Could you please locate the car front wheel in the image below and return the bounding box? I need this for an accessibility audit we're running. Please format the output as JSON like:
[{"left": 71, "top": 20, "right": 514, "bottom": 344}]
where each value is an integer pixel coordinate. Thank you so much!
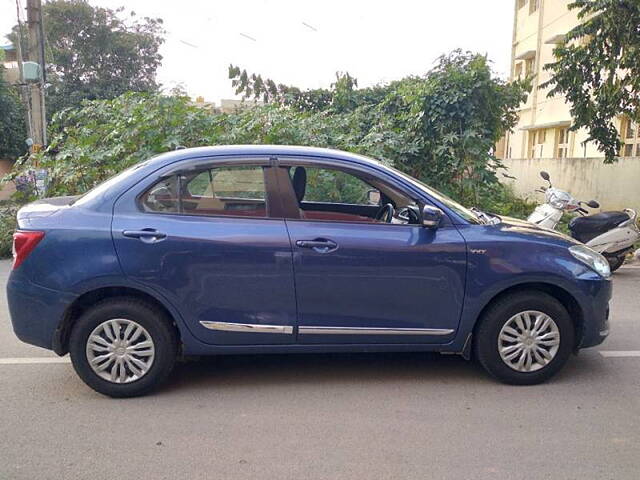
[
  {"left": 475, "top": 291, "right": 574, "bottom": 385},
  {"left": 69, "top": 297, "right": 178, "bottom": 398}
]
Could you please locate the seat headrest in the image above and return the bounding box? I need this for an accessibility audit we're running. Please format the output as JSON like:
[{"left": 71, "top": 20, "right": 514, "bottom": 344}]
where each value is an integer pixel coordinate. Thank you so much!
[{"left": 292, "top": 167, "right": 307, "bottom": 203}]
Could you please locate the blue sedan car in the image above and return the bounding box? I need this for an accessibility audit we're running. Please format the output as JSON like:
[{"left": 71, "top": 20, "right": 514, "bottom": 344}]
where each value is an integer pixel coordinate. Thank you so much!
[{"left": 7, "top": 146, "right": 611, "bottom": 397}]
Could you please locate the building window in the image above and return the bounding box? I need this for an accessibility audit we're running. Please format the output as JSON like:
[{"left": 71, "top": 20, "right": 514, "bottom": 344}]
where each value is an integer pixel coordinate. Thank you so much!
[
  {"left": 621, "top": 119, "right": 639, "bottom": 157},
  {"left": 529, "top": 0, "right": 539, "bottom": 14},
  {"left": 514, "top": 62, "right": 523, "bottom": 80},
  {"left": 529, "top": 129, "right": 546, "bottom": 158},
  {"left": 556, "top": 128, "right": 569, "bottom": 158},
  {"left": 524, "top": 57, "right": 536, "bottom": 76}
]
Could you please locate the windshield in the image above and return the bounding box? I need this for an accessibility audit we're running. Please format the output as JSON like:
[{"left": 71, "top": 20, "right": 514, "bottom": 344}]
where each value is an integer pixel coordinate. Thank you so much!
[{"left": 386, "top": 166, "right": 482, "bottom": 224}]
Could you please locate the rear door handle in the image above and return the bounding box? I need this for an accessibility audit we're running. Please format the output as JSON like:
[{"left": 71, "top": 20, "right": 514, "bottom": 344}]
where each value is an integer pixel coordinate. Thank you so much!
[
  {"left": 122, "top": 229, "right": 167, "bottom": 244},
  {"left": 295, "top": 238, "right": 338, "bottom": 253}
]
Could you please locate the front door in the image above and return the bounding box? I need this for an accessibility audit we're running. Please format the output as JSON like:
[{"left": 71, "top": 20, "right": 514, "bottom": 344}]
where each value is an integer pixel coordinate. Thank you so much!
[
  {"left": 279, "top": 162, "right": 467, "bottom": 344},
  {"left": 112, "top": 161, "right": 297, "bottom": 345}
]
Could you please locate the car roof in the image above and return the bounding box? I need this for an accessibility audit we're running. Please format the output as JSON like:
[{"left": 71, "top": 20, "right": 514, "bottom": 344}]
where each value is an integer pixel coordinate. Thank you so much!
[
  {"left": 75, "top": 145, "right": 390, "bottom": 212},
  {"left": 144, "top": 145, "right": 385, "bottom": 169}
]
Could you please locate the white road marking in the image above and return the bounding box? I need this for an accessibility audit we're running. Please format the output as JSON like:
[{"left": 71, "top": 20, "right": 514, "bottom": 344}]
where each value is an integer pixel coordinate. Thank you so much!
[
  {"left": 0, "top": 357, "right": 71, "bottom": 365},
  {"left": 599, "top": 351, "right": 640, "bottom": 358}
]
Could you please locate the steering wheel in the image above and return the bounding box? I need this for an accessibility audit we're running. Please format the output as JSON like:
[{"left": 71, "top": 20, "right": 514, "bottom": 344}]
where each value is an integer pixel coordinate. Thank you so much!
[
  {"left": 375, "top": 203, "right": 395, "bottom": 223},
  {"left": 397, "top": 206, "right": 420, "bottom": 224}
]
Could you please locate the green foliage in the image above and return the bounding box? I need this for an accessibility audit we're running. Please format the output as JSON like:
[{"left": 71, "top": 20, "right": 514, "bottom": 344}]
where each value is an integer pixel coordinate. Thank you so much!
[
  {"left": 0, "top": 62, "right": 27, "bottom": 159},
  {"left": 0, "top": 202, "right": 18, "bottom": 258},
  {"left": 542, "top": 0, "right": 640, "bottom": 162},
  {"left": 9, "top": 0, "right": 164, "bottom": 116},
  {"left": 476, "top": 183, "right": 537, "bottom": 219}
]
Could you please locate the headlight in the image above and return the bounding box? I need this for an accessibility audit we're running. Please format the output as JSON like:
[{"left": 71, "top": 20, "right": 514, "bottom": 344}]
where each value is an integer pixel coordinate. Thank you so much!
[
  {"left": 569, "top": 245, "right": 611, "bottom": 278},
  {"left": 549, "top": 197, "right": 568, "bottom": 209}
]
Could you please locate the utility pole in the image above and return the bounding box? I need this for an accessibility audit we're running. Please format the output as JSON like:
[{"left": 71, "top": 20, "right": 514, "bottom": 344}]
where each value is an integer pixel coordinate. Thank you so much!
[
  {"left": 14, "top": 0, "right": 32, "bottom": 142},
  {"left": 26, "top": 0, "right": 46, "bottom": 150}
]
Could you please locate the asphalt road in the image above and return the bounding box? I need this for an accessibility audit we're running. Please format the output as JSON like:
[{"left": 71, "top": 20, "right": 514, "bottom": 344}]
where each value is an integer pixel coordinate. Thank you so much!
[{"left": 1, "top": 259, "right": 639, "bottom": 480}]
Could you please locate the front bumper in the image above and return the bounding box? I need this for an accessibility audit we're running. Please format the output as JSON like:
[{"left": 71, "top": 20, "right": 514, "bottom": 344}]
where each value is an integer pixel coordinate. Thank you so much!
[
  {"left": 577, "top": 277, "right": 612, "bottom": 349},
  {"left": 6, "top": 272, "right": 76, "bottom": 352}
]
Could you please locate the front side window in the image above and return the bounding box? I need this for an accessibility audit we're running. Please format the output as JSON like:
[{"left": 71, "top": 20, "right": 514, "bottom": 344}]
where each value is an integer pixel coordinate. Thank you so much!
[
  {"left": 301, "top": 167, "right": 371, "bottom": 204},
  {"left": 141, "top": 165, "right": 267, "bottom": 217},
  {"left": 287, "top": 165, "right": 420, "bottom": 225}
]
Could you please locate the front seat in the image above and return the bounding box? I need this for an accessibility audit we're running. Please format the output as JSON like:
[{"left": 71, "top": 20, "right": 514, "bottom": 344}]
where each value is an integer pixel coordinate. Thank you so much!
[{"left": 569, "top": 211, "right": 630, "bottom": 243}]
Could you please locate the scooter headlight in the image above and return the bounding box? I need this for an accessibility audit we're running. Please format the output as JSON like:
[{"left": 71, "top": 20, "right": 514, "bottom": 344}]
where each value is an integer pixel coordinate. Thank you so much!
[
  {"left": 547, "top": 191, "right": 570, "bottom": 209},
  {"left": 569, "top": 244, "right": 611, "bottom": 278}
]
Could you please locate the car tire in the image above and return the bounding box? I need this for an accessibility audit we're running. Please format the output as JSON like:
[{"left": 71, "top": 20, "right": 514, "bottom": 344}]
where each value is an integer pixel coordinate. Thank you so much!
[
  {"left": 69, "top": 297, "right": 178, "bottom": 398},
  {"left": 475, "top": 291, "right": 574, "bottom": 385}
]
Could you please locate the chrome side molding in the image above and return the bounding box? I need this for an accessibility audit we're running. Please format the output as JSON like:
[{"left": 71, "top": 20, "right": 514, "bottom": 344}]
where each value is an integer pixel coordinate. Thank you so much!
[
  {"left": 298, "top": 326, "right": 454, "bottom": 336},
  {"left": 200, "top": 321, "right": 293, "bottom": 334}
]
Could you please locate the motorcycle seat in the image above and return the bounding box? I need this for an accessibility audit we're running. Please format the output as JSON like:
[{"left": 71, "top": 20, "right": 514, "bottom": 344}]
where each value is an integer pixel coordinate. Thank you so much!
[{"left": 569, "top": 211, "right": 630, "bottom": 242}]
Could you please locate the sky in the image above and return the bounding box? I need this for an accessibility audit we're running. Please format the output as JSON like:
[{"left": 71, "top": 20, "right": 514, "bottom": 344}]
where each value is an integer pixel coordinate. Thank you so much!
[{"left": 1, "top": 0, "right": 514, "bottom": 104}]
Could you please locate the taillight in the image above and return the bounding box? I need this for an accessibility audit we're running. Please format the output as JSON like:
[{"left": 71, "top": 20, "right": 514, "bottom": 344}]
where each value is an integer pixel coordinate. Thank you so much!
[{"left": 12, "top": 231, "right": 45, "bottom": 270}]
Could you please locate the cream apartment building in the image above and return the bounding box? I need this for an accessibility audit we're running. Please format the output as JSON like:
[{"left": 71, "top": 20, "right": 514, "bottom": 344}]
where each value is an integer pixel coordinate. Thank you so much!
[{"left": 502, "top": 0, "right": 640, "bottom": 211}]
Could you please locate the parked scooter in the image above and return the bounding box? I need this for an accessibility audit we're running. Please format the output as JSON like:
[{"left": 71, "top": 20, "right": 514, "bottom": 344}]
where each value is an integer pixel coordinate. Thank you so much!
[{"left": 527, "top": 171, "right": 640, "bottom": 272}]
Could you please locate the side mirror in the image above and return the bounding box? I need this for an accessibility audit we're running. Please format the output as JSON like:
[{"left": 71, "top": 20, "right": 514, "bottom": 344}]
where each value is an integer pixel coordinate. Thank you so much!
[
  {"left": 421, "top": 205, "right": 443, "bottom": 228},
  {"left": 366, "top": 189, "right": 381, "bottom": 205},
  {"left": 587, "top": 200, "right": 600, "bottom": 209},
  {"left": 540, "top": 171, "right": 550, "bottom": 181}
]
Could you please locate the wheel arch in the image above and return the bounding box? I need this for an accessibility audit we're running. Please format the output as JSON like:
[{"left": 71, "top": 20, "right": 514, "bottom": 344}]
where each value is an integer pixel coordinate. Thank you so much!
[
  {"left": 472, "top": 282, "right": 585, "bottom": 350},
  {"left": 53, "top": 286, "right": 182, "bottom": 355}
]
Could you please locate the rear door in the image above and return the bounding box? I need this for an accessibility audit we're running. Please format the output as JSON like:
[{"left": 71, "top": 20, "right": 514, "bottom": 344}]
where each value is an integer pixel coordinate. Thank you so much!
[{"left": 112, "top": 159, "right": 297, "bottom": 345}]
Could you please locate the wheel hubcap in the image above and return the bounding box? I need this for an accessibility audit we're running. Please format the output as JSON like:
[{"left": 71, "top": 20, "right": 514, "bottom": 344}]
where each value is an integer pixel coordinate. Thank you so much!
[
  {"left": 498, "top": 310, "right": 560, "bottom": 372},
  {"left": 86, "top": 319, "right": 155, "bottom": 384}
]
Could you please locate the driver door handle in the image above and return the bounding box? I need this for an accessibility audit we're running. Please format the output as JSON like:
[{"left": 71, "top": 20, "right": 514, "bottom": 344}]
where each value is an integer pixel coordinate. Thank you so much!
[{"left": 295, "top": 239, "right": 338, "bottom": 253}]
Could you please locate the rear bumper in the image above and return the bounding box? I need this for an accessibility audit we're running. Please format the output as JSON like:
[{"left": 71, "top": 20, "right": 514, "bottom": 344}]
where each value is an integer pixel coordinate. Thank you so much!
[{"left": 6, "top": 272, "right": 75, "bottom": 352}]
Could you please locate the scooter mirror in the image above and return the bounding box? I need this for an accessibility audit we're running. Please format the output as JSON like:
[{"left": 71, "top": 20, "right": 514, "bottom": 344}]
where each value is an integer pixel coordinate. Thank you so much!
[
  {"left": 540, "top": 171, "right": 550, "bottom": 181},
  {"left": 587, "top": 200, "right": 600, "bottom": 208}
]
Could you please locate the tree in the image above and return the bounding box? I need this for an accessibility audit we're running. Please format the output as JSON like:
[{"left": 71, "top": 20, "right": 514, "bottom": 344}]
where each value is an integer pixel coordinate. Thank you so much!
[
  {"left": 0, "top": 61, "right": 27, "bottom": 160},
  {"left": 542, "top": 0, "right": 640, "bottom": 162},
  {"left": 9, "top": 0, "right": 164, "bottom": 116},
  {"left": 11, "top": 51, "right": 527, "bottom": 205}
]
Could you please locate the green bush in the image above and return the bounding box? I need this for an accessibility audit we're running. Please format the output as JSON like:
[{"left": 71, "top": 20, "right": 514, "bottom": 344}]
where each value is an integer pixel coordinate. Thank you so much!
[
  {"left": 0, "top": 202, "right": 18, "bottom": 259},
  {"left": 478, "top": 184, "right": 537, "bottom": 219}
]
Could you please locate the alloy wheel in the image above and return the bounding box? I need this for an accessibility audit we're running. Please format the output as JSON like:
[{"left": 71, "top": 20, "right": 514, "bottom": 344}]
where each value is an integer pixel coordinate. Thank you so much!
[
  {"left": 85, "top": 318, "right": 156, "bottom": 383},
  {"left": 498, "top": 310, "right": 560, "bottom": 372}
]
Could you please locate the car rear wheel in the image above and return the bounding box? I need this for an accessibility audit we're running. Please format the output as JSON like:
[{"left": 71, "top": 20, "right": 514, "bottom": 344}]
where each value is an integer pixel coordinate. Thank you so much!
[
  {"left": 475, "top": 291, "right": 574, "bottom": 385},
  {"left": 69, "top": 297, "right": 178, "bottom": 398}
]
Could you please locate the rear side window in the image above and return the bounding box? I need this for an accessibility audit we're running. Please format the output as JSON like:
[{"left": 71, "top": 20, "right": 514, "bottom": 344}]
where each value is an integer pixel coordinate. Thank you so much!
[
  {"left": 141, "top": 165, "right": 267, "bottom": 218},
  {"left": 140, "top": 176, "right": 179, "bottom": 213}
]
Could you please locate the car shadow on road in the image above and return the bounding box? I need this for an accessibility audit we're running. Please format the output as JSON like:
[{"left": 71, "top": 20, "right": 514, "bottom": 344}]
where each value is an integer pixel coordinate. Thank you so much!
[
  {"left": 163, "top": 352, "right": 477, "bottom": 392},
  {"left": 158, "top": 350, "right": 611, "bottom": 394}
]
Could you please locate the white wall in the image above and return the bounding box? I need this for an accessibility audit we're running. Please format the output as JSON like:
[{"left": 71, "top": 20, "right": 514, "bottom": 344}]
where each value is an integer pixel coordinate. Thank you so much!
[{"left": 502, "top": 157, "right": 640, "bottom": 212}]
